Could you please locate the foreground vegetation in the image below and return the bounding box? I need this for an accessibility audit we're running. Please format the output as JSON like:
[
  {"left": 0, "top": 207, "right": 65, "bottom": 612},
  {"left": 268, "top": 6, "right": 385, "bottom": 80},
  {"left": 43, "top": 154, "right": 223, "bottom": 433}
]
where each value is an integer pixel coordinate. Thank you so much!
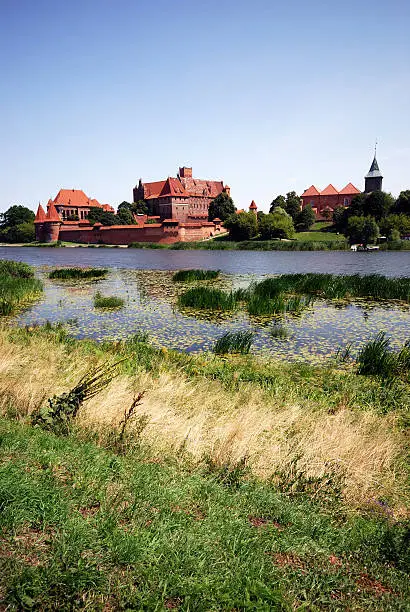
[
  {"left": 49, "top": 268, "right": 108, "bottom": 280},
  {"left": 172, "top": 269, "right": 220, "bottom": 282},
  {"left": 0, "top": 260, "right": 42, "bottom": 316},
  {"left": 0, "top": 324, "right": 409, "bottom": 609}
]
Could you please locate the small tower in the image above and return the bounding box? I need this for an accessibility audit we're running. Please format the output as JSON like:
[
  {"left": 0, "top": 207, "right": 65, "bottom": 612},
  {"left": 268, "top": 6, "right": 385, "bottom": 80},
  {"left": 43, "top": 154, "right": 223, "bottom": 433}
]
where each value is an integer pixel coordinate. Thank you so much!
[
  {"left": 365, "top": 145, "right": 383, "bottom": 193},
  {"left": 249, "top": 200, "right": 258, "bottom": 215},
  {"left": 34, "top": 203, "right": 47, "bottom": 242},
  {"left": 44, "top": 201, "right": 62, "bottom": 242}
]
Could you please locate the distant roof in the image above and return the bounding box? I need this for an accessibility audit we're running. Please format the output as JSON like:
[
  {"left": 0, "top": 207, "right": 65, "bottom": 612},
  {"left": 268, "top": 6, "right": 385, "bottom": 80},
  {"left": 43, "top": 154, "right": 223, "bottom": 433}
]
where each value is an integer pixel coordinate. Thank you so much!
[
  {"left": 46, "top": 201, "right": 61, "bottom": 222},
  {"left": 159, "top": 177, "right": 188, "bottom": 198},
  {"left": 53, "top": 189, "right": 112, "bottom": 210},
  {"left": 249, "top": 200, "right": 257, "bottom": 209},
  {"left": 301, "top": 185, "right": 320, "bottom": 197},
  {"left": 140, "top": 168, "right": 225, "bottom": 200},
  {"left": 34, "top": 203, "right": 46, "bottom": 223},
  {"left": 339, "top": 183, "right": 361, "bottom": 195},
  {"left": 365, "top": 156, "right": 383, "bottom": 179},
  {"left": 320, "top": 184, "right": 339, "bottom": 196}
]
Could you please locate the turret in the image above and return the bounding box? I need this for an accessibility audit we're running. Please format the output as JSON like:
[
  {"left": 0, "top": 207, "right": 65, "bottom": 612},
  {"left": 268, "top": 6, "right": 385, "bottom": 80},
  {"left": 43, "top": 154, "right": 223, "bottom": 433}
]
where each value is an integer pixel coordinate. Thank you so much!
[
  {"left": 249, "top": 200, "right": 258, "bottom": 215},
  {"left": 34, "top": 203, "right": 47, "bottom": 242},
  {"left": 43, "top": 201, "right": 62, "bottom": 242},
  {"left": 365, "top": 147, "right": 383, "bottom": 193}
]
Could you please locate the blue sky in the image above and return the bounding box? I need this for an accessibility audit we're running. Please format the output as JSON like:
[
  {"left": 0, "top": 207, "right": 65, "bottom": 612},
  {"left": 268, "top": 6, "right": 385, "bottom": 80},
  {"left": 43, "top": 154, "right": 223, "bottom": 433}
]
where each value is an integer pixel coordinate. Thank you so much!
[{"left": 1, "top": 0, "right": 409, "bottom": 213}]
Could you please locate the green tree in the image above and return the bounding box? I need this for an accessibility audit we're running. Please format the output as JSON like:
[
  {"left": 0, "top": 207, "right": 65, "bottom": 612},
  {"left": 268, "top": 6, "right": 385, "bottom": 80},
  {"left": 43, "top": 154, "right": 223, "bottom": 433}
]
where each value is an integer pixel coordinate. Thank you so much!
[
  {"left": 269, "top": 195, "right": 286, "bottom": 213},
  {"left": 224, "top": 212, "right": 258, "bottom": 241},
  {"left": 0, "top": 205, "right": 35, "bottom": 229},
  {"left": 118, "top": 200, "right": 148, "bottom": 216},
  {"left": 87, "top": 207, "right": 117, "bottom": 226},
  {"left": 259, "top": 212, "right": 295, "bottom": 240},
  {"left": 0, "top": 205, "right": 35, "bottom": 243},
  {"left": 117, "top": 208, "right": 136, "bottom": 225},
  {"left": 332, "top": 206, "right": 345, "bottom": 232},
  {"left": 346, "top": 216, "right": 379, "bottom": 245},
  {"left": 379, "top": 214, "right": 410, "bottom": 237},
  {"left": 285, "top": 191, "right": 301, "bottom": 221},
  {"left": 208, "top": 192, "right": 235, "bottom": 221},
  {"left": 394, "top": 190, "right": 410, "bottom": 215},
  {"left": 363, "top": 191, "right": 394, "bottom": 221},
  {"left": 296, "top": 205, "right": 316, "bottom": 231}
]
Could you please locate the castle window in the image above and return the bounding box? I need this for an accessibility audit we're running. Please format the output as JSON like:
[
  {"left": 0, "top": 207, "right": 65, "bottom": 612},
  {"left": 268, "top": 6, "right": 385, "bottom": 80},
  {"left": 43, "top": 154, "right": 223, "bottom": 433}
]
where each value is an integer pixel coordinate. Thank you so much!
[{"left": 344, "top": 198, "right": 349, "bottom": 206}]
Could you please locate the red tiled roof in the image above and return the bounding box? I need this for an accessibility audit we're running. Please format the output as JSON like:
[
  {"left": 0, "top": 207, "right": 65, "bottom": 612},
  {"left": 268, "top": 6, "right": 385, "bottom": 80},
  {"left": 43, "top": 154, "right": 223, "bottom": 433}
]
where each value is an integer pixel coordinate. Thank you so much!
[
  {"left": 320, "top": 184, "right": 338, "bottom": 196},
  {"left": 54, "top": 189, "right": 90, "bottom": 207},
  {"left": 159, "top": 177, "right": 188, "bottom": 198},
  {"left": 339, "top": 182, "right": 361, "bottom": 195},
  {"left": 143, "top": 180, "right": 167, "bottom": 200},
  {"left": 34, "top": 204, "right": 46, "bottom": 223},
  {"left": 301, "top": 185, "right": 320, "bottom": 197},
  {"left": 46, "top": 201, "right": 61, "bottom": 222},
  {"left": 249, "top": 200, "right": 257, "bottom": 209},
  {"left": 179, "top": 176, "right": 224, "bottom": 198}
]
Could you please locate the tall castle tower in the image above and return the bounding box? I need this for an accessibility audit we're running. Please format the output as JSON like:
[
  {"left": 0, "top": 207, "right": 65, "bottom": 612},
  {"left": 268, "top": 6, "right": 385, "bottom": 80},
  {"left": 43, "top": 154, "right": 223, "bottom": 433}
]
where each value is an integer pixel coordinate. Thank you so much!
[{"left": 365, "top": 146, "right": 383, "bottom": 193}]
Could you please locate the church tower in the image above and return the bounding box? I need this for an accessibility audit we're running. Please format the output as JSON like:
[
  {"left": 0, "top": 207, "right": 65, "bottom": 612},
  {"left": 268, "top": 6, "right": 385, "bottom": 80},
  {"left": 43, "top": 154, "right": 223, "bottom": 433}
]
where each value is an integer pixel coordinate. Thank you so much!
[{"left": 365, "top": 146, "right": 383, "bottom": 193}]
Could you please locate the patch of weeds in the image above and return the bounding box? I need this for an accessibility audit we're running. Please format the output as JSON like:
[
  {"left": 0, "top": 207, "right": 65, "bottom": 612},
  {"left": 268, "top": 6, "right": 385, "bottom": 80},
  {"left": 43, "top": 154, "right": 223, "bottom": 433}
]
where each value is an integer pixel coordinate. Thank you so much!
[
  {"left": 270, "top": 323, "right": 290, "bottom": 340},
  {"left": 172, "top": 269, "right": 220, "bottom": 282},
  {"left": 106, "top": 392, "right": 149, "bottom": 455},
  {"left": 203, "top": 454, "right": 249, "bottom": 488},
  {"left": 178, "top": 287, "right": 237, "bottom": 311},
  {"left": 49, "top": 267, "right": 107, "bottom": 280},
  {"left": 214, "top": 331, "right": 254, "bottom": 354},
  {"left": 94, "top": 292, "right": 125, "bottom": 309},
  {"left": 357, "top": 332, "right": 410, "bottom": 380}
]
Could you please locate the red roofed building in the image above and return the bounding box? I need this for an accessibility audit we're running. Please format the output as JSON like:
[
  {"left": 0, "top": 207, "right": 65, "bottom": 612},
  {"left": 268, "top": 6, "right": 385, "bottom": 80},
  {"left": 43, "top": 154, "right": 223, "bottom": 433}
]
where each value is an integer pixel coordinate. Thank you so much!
[
  {"left": 133, "top": 166, "right": 230, "bottom": 223},
  {"left": 51, "top": 189, "right": 114, "bottom": 221},
  {"left": 301, "top": 182, "right": 360, "bottom": 220}
]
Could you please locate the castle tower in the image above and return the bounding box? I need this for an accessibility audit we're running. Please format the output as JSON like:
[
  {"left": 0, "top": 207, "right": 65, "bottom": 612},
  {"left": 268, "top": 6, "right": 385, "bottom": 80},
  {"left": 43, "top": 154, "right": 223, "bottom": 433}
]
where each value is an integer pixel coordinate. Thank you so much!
[
  {"left": 365, "top": 146, "right": 383, "bottom": 193},
  {"left": 249, "top": 200, "right": 258, "bottom": 215},
  {"left": 44, "top": 200, "right": 62, "bottom": 242},
  {"left": 34, "top": 203, "right": 47, "bottom": 242}
]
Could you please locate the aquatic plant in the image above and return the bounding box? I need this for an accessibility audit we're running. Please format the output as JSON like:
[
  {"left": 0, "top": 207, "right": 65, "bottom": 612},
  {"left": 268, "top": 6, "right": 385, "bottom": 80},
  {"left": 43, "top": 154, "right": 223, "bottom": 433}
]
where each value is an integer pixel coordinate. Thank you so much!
[
  {"left": 0, "top": 259, "right": 42, "bottom": 315},
  {"left": 172, "top": 269, "right": 220, "bottom": 282},
  {"left": 94, "top": 292, "right": 125, "bottom": 309},
  {"left": 270, "top": 323, "right": 290, "bottom": 340},
  {"left": 178, "top": 287, "right": 237, "bottom": 311},
  {"left": 49, "top": 267, "right": 108, "bottom": 279},
  {"left": 213, "top": 331, "right": 254, "bottom": 354},
  {"left": 357, "top": 332, "right": 410, "bottom": 379},
  {"left": 247, "top": 293, "right": 312, "bottom": 316}
]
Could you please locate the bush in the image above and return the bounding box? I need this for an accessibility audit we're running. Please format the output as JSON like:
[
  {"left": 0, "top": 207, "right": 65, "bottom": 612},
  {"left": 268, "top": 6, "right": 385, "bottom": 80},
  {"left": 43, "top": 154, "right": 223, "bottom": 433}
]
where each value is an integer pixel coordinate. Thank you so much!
[
  {"left": 259, "top": 212, "right": 295, "bottom": 240},
  {"left": 224, "top": 212, "right": 258, "bottom": 241}
]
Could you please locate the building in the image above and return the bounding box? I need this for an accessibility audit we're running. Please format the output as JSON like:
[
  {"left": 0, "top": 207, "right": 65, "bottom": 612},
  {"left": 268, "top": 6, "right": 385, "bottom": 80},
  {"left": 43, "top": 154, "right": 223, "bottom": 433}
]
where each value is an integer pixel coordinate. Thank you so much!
[
  {"left": 301, "top": 151, "right": 383, "bottom": 219},
  {"left": 50, "top": 189, "right": 114, "bottom": 221},
  {"left": 133, "top": 166, "right": 230, "bottom": 223}
]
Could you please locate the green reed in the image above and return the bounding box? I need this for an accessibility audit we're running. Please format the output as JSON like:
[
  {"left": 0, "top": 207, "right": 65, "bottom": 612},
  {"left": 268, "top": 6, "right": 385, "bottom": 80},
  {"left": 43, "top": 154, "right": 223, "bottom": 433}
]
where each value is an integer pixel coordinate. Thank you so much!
[
  {"left": 178, "top": 287, "right": 237, "bottom": 311},
  {"left": 49, "top": 268, "right": 108, "bottom": 280},
  {"left": 357, "top": 332, "right": 410, "bottom": 379},
  {"left": 0, "top": 260, "right": 43, "bottom": 315},
  {"left": 247, "top": 293, "right": 312, "bottom": 316},
  {"left": 214, "top": 331, "right": 254, "bottom": 354},
  {"left": 172, "top": 269, "right": 220, "bottom": 282},
  {"left": 94, "top": 292, "right": 125, "bottom": 309}
]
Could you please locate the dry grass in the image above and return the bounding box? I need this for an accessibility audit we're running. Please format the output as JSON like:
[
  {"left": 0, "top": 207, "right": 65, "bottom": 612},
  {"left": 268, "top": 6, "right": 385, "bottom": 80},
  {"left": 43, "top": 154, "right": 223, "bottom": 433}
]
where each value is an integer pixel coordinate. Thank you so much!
[{"left": 0, "top": 327, "right": 407, "bottom": 513}]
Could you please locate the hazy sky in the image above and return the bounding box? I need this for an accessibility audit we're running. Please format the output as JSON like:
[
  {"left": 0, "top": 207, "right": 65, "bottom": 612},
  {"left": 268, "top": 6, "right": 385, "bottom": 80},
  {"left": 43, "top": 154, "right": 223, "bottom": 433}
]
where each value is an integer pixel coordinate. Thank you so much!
[{"left": 1, "top": 0, "right": 409, "bottom": 213}]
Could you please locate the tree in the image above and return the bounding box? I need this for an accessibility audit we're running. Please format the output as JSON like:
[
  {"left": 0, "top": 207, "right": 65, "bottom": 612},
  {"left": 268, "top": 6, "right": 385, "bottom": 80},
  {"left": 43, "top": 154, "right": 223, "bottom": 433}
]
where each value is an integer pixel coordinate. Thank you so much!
[
  {"left": 285, "top": 191, "right": 301, "bottom": 221},
  {"left": 0, "top": 205, "right": 35, "bottom": 229},
  {"left": 259, "top": 212, "right": 295, "bottom": 240},
  {"left": 296, "top": 205, "right": 315, "bottom": 231},
  {"left": 332, "top": 206, "right": 345, "bottom": 232},
  {"left": 118, "top": 200, "right": 148, "bottom": 216},
  {"left": 363, "top": 191, "right": 394, "bottom": 221},
  {"left": 269, "top": 195, "right": 286, "bottom": 213},
  {"left": 87, "top": 207, "right": 117, "bottom": 226},
  {"left": 224, "top": 212, "right": 258, "bottom": 241},
  {"left": 379, "top": 214, "right": 410, "bottom": 237},
  {"left": 395, "top": 190, "right": 410, "bottom": 215},
  {"left": 117, "top": 208, "right": 136, "bottom": 225},
  {"left": 208, "top": 192, "right": 235, "bottom": 221},
  {"left": 346, "top": 216, "right": 379, "bottom": 245}
]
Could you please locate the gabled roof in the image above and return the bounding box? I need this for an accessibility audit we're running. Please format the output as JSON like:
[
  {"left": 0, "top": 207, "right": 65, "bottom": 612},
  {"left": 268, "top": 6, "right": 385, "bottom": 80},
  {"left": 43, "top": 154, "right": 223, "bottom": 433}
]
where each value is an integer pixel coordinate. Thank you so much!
[
  {"left": 339, "top": 182, "right": 361, "bottom": 195},
  {"left": 159, "top": 177, "right": 188, "bottom": 198},
  {"left": 46, "top": 201, "right": 61, "bottom": 222},
  {"left": 34, "top": 203, "right": 46, "bottom": 223},
  {"left": 365, "top": 156, "right": 383, "bottom": 178},
  {"left": 320, "top": 184, "right": 339, "bottom": 196},
  {"left": 54, "top": 189, "right": 90, "bottom": 207},
  {"left": 301, "top": 185, "right": 320, "bottom": 197},
  {"left": 179, "top": 176, "right": 224, "bottom": 198},
  {"left": 143, "top": 180, "right": 167, "bottom": 200}
]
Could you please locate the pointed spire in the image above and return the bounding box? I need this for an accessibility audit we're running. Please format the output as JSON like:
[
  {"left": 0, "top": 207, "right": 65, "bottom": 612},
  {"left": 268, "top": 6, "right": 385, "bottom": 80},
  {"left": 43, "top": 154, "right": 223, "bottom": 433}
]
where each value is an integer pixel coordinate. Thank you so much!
[
  {"left": 249, "top": 200, "right": 257, "bottom": 209},
  {"left": 365, "top": 149, "right": 382, "bottom": 178},
  {"left": 34, "top": 203, "right": 46, "bottom": 223},
  {"left": 46, "top": 201, "right": 62, "bottom": 222}
]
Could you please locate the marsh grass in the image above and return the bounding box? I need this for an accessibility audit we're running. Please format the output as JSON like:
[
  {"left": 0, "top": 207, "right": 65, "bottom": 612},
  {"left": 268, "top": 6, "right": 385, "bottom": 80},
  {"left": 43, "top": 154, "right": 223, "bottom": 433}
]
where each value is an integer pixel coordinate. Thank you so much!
[
  {"left": 0, "top": 260, "right": 42, "bottom": 315},
  {"left": 270, "top": 323, "right": 290, "bottom": 340},
  {"left": 213, "top": 331, "right": 254, "bottom": 354},
  {"left": 49, "top": 267, "right": 107, "bottom": 280},
  {"left": 247, "top": 294, "right": 312, "bottom": 316},
  {"left": 254, "top": 273, "right": 410, "bottom": 302},
  {"left": 94, "top": 292, "right": 125, "bottom": 309},
  {"left": 357, "top": 332, "right": 410, "bottom": 380},
  {"left": 172, "top": 269, "right": 220, "bottom": 282},
  {"left": 178, "top": 287, "right": 237, "bottom": 311}
]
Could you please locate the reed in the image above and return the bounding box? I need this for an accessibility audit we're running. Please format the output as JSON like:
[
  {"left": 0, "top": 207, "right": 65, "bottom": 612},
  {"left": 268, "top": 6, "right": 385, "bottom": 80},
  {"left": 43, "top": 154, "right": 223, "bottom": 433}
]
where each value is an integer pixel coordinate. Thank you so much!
[
  {"left": 270, "top": 323, "right": 290, "bottom": 339},
  {"left": 178, "top": 287, "right": 237, "bottom": 311},
  {"left": 94, "top": 292, "right": 124, "bottom": 309},
  {"left": 357, "top": 332, "right": 410, "bottom": 379},
  {"left": 0, "top": 260, "right": 42, "bottom": 315},
  {"left": 247, "top": 293, "right": 312, "bottom": 316},
  {"left": 172, "top": 269, "right": 220, "bottom": 282},
  {"left": 49, "top": 267, "right": 107, "bottom": 280},
  {"left": 213, "top": 331, "right": 254, "bottom": 354}
]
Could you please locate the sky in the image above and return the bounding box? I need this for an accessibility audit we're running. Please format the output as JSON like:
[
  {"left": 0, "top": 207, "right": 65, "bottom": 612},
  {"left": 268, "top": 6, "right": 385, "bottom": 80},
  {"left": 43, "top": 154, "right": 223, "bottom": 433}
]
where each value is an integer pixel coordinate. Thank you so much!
[{"left": 1, "top": 0, "right": 409, "bottom": 214}]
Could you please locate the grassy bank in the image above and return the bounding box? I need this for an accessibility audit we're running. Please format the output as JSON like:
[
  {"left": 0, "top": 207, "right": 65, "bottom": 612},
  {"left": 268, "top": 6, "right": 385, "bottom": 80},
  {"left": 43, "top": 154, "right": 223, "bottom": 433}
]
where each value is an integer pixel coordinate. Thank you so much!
[{"left": 0, "top": 260, "right": 42, "bottom": 316}]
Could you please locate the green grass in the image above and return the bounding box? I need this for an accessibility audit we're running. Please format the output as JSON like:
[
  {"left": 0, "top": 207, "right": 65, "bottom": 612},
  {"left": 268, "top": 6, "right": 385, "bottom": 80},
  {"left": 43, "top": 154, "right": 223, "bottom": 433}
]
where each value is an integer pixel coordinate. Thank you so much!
[
  {"left": 93, "top": 292, "right": 124, "bottom": 309},
  {"left": 49, "top": 268, "right": 108, "bottom": 280},
  {"left": 0, "top": 260, "right": 43, "bottom": 316},
  {"left": 178, "top": 287, "right": 237, "bottom": 311},
  {"left": 172, "top": 269, "right": 220, "bottom": 282},
  {"left": 357, "top": 332, "right": 410, "bottom": 380},
  {"left": 0, "top": 417, "right": 408, "bottom": 610},
  {"left": 213, "top": 331, "right": 254, "bottom": 354},
  {"left": 294, "top": 231, "right": 344, "bottom": 242},
  {"left": 253, "top": 273, "right": 410, "bottom": 302},
  {"left": 247, "top": 294, "right": 313, "bottom": 316}
]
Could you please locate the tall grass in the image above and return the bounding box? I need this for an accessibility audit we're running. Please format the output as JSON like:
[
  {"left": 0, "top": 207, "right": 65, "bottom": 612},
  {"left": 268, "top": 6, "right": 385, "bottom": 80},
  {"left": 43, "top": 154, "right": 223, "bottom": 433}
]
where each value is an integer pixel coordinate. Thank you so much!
[
  {"left": 49, "top": 267, "right": 107, "bottom": 280},
  {"left": 178, "top": 287, "right": 237, "bottom": 311},
  {"left": 247, "top": 294, "right": 312, "bottom": 316},
  {"left": 0, "top": 260, "right": 42, "bottom": 315},
  {"left": 172, "top": 269, "right": 220, "bottom": 282},
  {"left": 94, "top": 292, "right": 124, "bottom": 309},
  {"left": 357, "top": 332, "right": 410, "bottom": 379},
  {"left": 214, "top": 331, "right": 254, "bottom": 354},
  {"left": 253, "top": 273, "right": 410, "bottom": 302}
]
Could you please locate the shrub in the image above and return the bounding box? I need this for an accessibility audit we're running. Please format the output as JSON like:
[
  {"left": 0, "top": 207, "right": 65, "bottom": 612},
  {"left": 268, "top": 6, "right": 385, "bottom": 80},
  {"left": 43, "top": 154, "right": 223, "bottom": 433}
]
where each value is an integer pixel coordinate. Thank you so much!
[
  {"left": 178, "top": 287, "right": 237, "bottom": 311},
  {"left": 172, "top": 269, "right": 220, "bottom": 282},
  {"left": 49, "top": 268, "right": 107, "bottom": 279},
  {"left": 214, "top": 331, "right": 254, "bottom": 354},
  {"left": 94, "top": 292, "right": 125, "bottom": 309}
]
